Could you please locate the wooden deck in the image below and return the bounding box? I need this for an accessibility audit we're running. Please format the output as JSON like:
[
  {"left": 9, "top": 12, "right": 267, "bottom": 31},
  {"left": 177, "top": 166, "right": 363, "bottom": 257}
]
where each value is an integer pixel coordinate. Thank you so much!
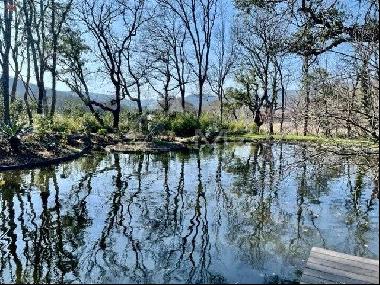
[{"left": 301, "top": 247, "right": 379, "bottom": 284}]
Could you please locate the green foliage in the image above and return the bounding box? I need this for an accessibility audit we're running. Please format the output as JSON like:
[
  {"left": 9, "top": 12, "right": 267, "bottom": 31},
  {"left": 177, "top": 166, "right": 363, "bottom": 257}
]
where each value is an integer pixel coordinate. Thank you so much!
[
  {"left": 0, "top": 121, "right": 26, "bottom": 139},
  {"left": 0, "top": 98, "right": 30, "bottom": 140},
  {"left": 97, "top": 128, "right": 108, "bottom": 135},
  {"left": 52, "top": 115, "right": 83, "bottom": 134},
  {"left": 199, "top": 113, "right": 221, "bottom": 138},
  {"left": 170, "top": 112, "right": 200, "bottom": 137},
  {"left": 33, "top": 112, "right": 110, "bottom": 136},
  {"left": 61, "top": 101, "right": 87, "bottom": 117},
  {"left": 224, "top": 120, "right": 246, "bottom": 135},
  {"left": 199, "top": 113, "right": 219, "bottom": 131},
  {"left": 147, "top": 112, "right": 204, "bottom": 137},
  {"left": 225, "top": 70, "right": 259, "bottom": 112},
  {"left": 34, "top": 114, "right": 88, "bottom": 136},
  {"left": 118, "top": 110, "right": 140, "bottom": 133},
  {"left": 148, "top": 113, "right": 172, "bottom": 135},
  {"left": 223, "top": 120, "right": 259, "bottom": 135},
  {"left": 0, "top": 118, "right": 29, "bottom": 152},
  {"left": 82, "top": 113, "right": 103, "bottom": 133},
  {"left": 34, "top": 115, "right": 53, "bottom": 137},
  {"left": 10, "top": 99, "right": 27, "bottom": 123}
]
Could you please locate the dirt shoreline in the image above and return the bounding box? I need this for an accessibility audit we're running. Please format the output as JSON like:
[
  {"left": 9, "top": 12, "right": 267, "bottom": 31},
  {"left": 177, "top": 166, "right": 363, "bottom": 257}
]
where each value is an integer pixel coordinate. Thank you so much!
[
  {"left": 0, "top": 147, "right": 90, "bottom": 171},
  {"left": 0, "top": 133, "right": 192, "bottom": 171},
  {"left": 0, "top": 133, "right": 378, "bottom": 171}
]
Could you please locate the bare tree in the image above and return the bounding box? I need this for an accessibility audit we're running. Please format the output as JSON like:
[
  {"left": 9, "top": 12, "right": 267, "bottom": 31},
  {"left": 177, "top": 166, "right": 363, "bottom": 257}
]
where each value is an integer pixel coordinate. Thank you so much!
[
  {"left": 209, "top": 0, "right": 236, "bottom": 124},
  {"left": 49, "top": 0, "right": 73, "bottom": 118},
  {"left": 171, "top": 24, "right": 189, "bottom": 111},
  {"left": 80, "top": 0, "right": 146, "bottom": 128},
  {"left": 236, "top": 8, "right": 288, "bottom": 133},
  {"left": 23, "top": 30, "right": 34, "bottom": 125},
  {"left": 145, "top": 6, "right": 190, "bottom": 113},
  {"left": 1, "top": 0, "right": 15, "bottom": 125},
  {"left": 146, "top": 47, "right": 175, "bottom": 114},
  {"left": 160, "top": 0, "right": 218, "bottom": 118},
  {"left": 10, "top": 0, "right": 23, "bottom": 103},
  {"left": 19, "top": 0, "right": 50, "bottom": 116},
  {"left": 58, "top": 28, "right": 105, "bottom": 126},
  {"left": 122, "top": 41, "right": 148, "bottom": 115}
]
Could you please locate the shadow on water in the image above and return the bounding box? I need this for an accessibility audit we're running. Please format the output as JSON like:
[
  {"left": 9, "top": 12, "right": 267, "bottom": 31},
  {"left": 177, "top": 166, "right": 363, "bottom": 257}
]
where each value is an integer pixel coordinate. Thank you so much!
[{"left": 0, "top": 143, "right": 378, "bottom": 284}]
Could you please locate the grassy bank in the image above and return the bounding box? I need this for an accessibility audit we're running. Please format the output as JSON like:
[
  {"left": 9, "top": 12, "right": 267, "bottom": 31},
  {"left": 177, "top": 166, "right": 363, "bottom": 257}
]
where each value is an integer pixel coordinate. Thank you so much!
[
  {"left": 1, "top": 110, "right": 378, "bottom": 169},
  {"left": 234, "top": 133, "right": 379, "bottom": 148}
]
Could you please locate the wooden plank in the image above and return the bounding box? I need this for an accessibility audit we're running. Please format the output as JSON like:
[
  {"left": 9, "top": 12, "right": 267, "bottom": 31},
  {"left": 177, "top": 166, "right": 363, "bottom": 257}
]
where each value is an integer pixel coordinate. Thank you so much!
[
  {"left": 309, "top": 251, "right": 379, "bottom": 274},
  {"left": 311, "top": 247, "right": 379, "bottom": 266},
  {"left": 305, "top": 260, "right": 379, "bottom": 284},
  {"left": 301, "top": 247, "right": 379, "bottom": 284},
  {"left": 302, "top": 268, "right": 369, "bottom": 284},
  {"left": 300, "top": 273, "right": 336, "bottom": 284}
]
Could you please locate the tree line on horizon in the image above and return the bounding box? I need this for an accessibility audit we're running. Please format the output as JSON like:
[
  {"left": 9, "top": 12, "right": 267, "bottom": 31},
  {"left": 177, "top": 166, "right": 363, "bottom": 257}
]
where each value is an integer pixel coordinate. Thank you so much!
[{"left": 0, "top": 0, "right": 378, "bottom": 140}]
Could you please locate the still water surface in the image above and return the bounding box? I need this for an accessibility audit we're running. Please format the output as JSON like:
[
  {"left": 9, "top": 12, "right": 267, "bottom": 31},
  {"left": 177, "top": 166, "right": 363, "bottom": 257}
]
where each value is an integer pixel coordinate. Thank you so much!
[{"left": 0, "top": 143, "right": 378, "bottom": 284}]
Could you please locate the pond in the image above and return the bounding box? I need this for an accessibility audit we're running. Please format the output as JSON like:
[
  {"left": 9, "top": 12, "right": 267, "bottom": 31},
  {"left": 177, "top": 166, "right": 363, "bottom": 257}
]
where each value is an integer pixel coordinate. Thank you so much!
[{"left": 0, "top": 143, "right": 378, "bottom": 284}]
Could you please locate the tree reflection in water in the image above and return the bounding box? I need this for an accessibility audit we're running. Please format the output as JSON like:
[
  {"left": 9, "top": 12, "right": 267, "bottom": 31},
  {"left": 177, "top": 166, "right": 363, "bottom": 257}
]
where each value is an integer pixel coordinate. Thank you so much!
[{"left": 0, "top": 143, "right": 378, "bottom": 283}]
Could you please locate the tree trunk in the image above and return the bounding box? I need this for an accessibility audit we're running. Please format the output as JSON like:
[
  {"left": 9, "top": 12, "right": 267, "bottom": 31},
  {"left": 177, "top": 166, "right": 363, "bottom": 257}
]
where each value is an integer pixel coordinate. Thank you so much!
[
  {"left": 88, "top": 104, "right": 104, "bottom": 126},
  {"left": 269, "top": 68, "right": 277, "bottom": 135},
  {"left": 198, "top": 77, "right": 204, "bottom": 118},
  {"left": 254, "top": 110, "right": 263, "bottom": 130},
  {"left": 164, "top": 91, "right": 169, "bottom": 114},
  {"left": 220, "top": 87, "right": 224, "bottom": 125},
  {"left": 113, "top": 110, "right": 120, "bottom": 129},
  {"left": 24, "top": 39, "right": 33, "bottom": 125},
  {"left": 137, "top": 99, "right": 142, "bottom": 115},
  {"left": 347, "top": 82, "right": 357, "bottom": 138},
  {"left": 37, "top": 83, "right": 45, "bottom": 115},
  {"left": 269, "top": 105, "right": 274, "bottom": 135},
  {"left": 24, "top": 0, "right": 43, "bottom": 116},
  {"left": 262, "top": 56, "right": 270, "bottom": 132},
  {"left": 50, "top": 0, "right": 57, "bottom": 118},
  {"left": 280, "top": 87, "right": 285, "bottom": 133},
  {"left": 1, "top": 0, "right": 13, "bottom": 125},
  {"left": 10, "top": 74, "right": 18, "bottom": 103},
  {"left": 113, "top": 88, "right": 121, "bottom": 129},
  {"left": 10, "top": 2, "right": 19, "bottom": 104},
  {"left": 37, "top": 0, "right": 47, "bottom": 115},
  {"left": 278, "top": 65, "right": 285, "bottom": 134},
  {"left": 303, "top": 56, "right": 311, "bottom": 136},
  {"left": 181, "top": 86, "right": 186, "bottom": 111},
  {"left": 50, "top": 66, "right": 57, "bottom": 118}
]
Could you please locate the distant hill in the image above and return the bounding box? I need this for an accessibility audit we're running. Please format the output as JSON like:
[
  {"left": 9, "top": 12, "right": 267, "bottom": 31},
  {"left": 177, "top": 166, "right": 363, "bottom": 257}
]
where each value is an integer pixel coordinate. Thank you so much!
[
  {"left": 10, "top": 78, "right": 149, "bottom": 110},
  {"left": 184, "top": 94, "right": 219, "bottom": 106},
  {"left": 9, "top": 78, "right": 219, "bottom": 111},
  {"left": 8, "top": 78, "right": 298, "bottom": 112}
]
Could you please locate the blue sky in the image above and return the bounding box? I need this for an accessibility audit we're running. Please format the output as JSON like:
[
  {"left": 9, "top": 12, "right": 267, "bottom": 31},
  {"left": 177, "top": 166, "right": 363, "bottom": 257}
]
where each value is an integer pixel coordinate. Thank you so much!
[{"left": 13, "top": 0, "right": 370, "bottom": 98}]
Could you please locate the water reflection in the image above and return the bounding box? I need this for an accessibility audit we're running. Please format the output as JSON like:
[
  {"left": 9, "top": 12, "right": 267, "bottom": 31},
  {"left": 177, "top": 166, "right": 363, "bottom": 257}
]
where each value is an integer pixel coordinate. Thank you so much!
[{"left": 0, "top": 143, "right": 378, "bottom": 284}]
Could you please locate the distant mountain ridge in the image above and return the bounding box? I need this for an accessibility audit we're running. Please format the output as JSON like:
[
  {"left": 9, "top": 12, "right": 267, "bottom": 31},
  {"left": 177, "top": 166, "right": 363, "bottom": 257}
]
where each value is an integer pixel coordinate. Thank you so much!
[
  {"left": 8, "top": 78, "right": 218, "bottom": 111},
  {"left": 9, "top": 78, "right": 298, "bottom": 111}
]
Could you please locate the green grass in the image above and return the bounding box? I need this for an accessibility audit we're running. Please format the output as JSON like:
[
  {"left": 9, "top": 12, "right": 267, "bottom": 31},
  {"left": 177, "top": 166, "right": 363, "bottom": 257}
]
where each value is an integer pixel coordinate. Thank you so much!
[{"left": 231, "top": 133, "right": 378, "bottom": 148}]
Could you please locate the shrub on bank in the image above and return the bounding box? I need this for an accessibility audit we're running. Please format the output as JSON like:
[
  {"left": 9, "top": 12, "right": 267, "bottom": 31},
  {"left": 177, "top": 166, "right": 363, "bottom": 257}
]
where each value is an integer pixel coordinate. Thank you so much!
[
  {"left": 34, "top": 115, "right": 53, "bottom": 136},
  {"left": 52, "top": 115, "right": 83, "bottom": 133},
  {"left": 148, "top": 113, "right": 172, "bottom": 135},
  {"left": 20, "top": 109, "right": 260, "bottom": 138},
  {"left": 199, "top": 113, "right": 220, "bottom": 132},
  {"left": 119, "top": 110, "right": 141, "bottom": 133},
  {"left": 170, "top": 112, "right": 200, "bottom": 137},
  {"left": 82, "top": 113, "right": 103, "bottom": 133},
  {"left": 224, "top": 120, "right": 258, "bottom": 135}
]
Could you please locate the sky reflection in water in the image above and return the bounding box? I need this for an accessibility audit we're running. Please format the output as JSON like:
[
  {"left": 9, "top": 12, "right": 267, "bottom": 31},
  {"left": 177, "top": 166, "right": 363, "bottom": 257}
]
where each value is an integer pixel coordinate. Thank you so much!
[{"left": 0, "top": 143, "right": 378, "bottom": 284}]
